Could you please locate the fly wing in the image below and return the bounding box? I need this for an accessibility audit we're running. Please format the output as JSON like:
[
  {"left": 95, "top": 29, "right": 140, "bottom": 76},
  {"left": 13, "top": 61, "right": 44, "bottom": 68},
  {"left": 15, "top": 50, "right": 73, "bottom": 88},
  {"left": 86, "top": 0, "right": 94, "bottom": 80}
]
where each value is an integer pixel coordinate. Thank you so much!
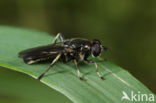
[
  {"left": 18, "top": 43, "right": 65, "bottom": 64},
  {"left": 19, "top": 44, "right": 63, "bottom": 57}
]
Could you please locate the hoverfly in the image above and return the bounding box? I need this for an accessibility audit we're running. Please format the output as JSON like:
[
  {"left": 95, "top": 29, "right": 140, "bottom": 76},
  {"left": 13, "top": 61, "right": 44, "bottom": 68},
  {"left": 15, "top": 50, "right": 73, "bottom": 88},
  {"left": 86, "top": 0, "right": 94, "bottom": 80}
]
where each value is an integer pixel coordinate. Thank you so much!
[{"left": 18, "top": 33, "right": 108, "bottom": 80}]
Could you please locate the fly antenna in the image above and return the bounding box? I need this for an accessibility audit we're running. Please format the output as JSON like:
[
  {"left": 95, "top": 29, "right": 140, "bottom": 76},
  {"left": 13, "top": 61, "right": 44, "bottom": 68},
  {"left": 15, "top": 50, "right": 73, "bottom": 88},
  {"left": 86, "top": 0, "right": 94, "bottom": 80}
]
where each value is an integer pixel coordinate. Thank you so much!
[{"left": 102, "top": 46, "right": 108, "bottom": 51}]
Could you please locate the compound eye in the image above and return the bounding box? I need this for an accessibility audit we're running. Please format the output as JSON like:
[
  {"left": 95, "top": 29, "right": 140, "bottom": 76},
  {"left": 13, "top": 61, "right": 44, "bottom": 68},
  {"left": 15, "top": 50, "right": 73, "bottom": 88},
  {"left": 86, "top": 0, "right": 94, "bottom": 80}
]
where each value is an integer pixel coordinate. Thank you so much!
[{"left": 91, "top": 43, "right": 101, "bottom": 57}]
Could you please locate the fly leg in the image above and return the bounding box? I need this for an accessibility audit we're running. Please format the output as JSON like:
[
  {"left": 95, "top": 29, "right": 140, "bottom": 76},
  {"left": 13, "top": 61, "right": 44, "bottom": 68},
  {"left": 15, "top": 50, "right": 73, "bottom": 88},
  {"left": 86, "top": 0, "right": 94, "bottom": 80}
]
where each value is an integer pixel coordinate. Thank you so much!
[
  {"left": 73, "top": 59, "right": 83, "bottom": 80},
  {"left": 97, "top": 57, "right": 107, "bottom": 62},
  {"left": 97, "top": 57, "right": 104, "bottom": 62},
  {"left": 37, "top": 53, "right": 62, "bottom": 80},
  {"left": 84, "top": 59, "right": 104, "bottom": 80},
  {"left": 52, "top": 33, "right": 65, "bottom": 44}
]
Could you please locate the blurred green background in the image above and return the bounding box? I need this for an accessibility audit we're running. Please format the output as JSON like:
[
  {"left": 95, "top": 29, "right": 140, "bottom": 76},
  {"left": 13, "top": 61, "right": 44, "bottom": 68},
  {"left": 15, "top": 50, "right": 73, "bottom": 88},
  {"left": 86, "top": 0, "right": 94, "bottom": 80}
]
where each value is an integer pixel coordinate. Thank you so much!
[{"left": 0, "top": 0, "right": 156, "bottom": 103}]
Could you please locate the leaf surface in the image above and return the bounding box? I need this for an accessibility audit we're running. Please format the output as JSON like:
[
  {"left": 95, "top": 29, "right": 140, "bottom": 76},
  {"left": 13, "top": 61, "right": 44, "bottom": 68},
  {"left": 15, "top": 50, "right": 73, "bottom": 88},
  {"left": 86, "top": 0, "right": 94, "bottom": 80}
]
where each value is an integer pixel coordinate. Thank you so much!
[{"left": 0, "top": 26, "right": 154, "bottom": 103}]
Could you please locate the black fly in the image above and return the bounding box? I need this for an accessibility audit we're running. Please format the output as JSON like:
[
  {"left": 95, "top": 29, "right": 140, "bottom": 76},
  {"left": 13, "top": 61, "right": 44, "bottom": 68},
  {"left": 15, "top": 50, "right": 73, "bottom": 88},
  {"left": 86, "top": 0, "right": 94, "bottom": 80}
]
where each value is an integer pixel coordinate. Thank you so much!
[{"left": 18, "top": 33, "right": 108, "bottom": 80}]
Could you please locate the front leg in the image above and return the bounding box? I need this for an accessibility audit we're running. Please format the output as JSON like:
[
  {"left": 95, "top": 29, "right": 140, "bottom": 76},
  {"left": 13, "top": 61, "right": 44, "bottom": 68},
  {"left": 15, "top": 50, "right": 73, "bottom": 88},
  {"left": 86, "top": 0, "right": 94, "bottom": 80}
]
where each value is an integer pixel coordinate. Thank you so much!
[
  {"left": 52, "top": 33, "right": 65, "bottom": 44},
  {"left": 84, "top": 59, "right": 104, "bottom": 80}
]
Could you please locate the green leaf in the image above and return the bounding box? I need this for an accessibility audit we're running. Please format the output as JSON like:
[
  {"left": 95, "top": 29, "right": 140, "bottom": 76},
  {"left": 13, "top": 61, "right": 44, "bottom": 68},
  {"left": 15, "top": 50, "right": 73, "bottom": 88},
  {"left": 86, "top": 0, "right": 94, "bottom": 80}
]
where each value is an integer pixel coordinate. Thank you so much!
[{"left": 0, "top": 26, "right": 155, "bottom": 103}]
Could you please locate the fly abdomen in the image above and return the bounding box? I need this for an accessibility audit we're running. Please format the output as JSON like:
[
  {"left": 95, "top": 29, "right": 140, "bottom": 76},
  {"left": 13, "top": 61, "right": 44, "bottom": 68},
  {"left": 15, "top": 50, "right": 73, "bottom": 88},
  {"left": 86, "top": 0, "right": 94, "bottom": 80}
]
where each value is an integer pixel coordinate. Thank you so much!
[
  {"left": 23, "top": 56, "right": 52, "bottom": 64},
  {"left": 23, "top": 57, "right": 39, "bottom": 64}
]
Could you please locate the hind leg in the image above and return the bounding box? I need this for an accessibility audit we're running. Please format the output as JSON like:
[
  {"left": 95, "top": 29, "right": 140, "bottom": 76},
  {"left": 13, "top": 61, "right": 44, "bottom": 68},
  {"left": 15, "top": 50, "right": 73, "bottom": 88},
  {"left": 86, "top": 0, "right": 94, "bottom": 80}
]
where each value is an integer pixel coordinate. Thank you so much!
[
  {"left": 52, "top": 33, "right": 65, "bottom": 44},
  {"left": 37, "top": 53, "right": 62, "bottom": 80}
]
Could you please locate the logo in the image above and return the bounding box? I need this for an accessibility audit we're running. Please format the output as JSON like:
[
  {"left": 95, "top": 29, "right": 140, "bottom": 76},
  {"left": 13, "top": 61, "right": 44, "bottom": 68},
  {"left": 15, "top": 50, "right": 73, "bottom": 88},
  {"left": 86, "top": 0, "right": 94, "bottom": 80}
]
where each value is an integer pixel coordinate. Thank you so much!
[{"left": 121, "top": 91, "right": 155, "bottom": 102}]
